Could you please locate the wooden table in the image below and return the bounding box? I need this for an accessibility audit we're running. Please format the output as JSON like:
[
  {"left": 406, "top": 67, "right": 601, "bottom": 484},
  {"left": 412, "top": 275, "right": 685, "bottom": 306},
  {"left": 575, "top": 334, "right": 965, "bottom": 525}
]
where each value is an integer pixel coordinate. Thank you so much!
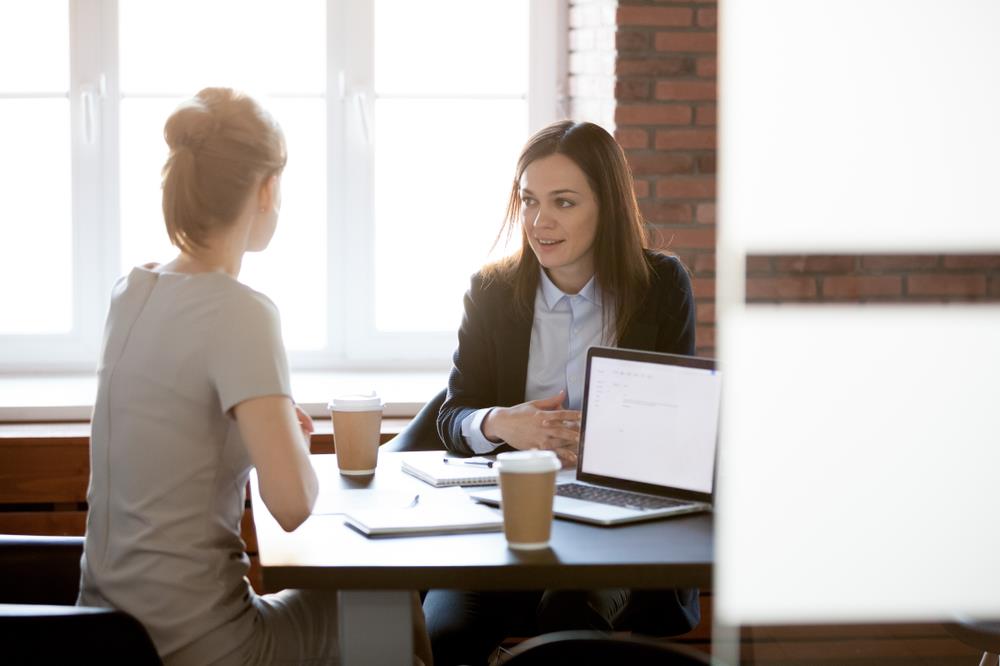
[{"left": 250, "top": 452, "right": 713, "bottom": 665}]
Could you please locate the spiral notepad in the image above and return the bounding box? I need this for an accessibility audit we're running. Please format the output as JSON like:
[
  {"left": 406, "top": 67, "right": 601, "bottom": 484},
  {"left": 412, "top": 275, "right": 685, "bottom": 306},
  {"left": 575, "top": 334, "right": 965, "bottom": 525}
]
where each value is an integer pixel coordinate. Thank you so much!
[{"left": 400, "top": 451, "right": 499, "bottom": 488}]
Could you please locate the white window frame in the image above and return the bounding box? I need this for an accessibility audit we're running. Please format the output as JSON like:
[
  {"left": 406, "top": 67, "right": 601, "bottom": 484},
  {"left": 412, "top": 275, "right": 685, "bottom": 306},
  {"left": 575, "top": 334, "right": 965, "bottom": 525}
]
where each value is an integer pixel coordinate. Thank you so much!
[
  {"left": 0, "top": 0, "right": 567, "bottom": 373},
  {"left": 324, "top": 0, "right": 567, "bottom": 369},
  {"left": 1, "top": 0, "right": 118, "bottom": 372}
]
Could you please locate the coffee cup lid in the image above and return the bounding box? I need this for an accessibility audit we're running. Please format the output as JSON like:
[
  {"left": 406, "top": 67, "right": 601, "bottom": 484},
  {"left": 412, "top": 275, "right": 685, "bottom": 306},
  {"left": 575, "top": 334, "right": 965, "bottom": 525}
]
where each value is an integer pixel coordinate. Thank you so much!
[
  {"left": 496, "top": 449, "right": 561, "bottom": 473},
  {"left": 327, "top": 392, "right": 382, "bottom": 411}
]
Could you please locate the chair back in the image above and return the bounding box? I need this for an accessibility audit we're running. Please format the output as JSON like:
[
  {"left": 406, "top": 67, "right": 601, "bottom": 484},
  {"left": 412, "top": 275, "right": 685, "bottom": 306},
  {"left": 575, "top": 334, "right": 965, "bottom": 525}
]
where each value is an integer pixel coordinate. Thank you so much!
[
  {"left": 503, "top": 630, "right": 712, "bottom": 665},
  {"left": 380, "top": 388, "right": 448, "bottom": 452},
  {"left": 0, "top": 604, "right": 161, "bottom": 664},
  {"left": 0, "top": 535, "right": 162, "bottom": 664},
  {"left": 0, "top": 535, "right": 84, "bottom": 604}
]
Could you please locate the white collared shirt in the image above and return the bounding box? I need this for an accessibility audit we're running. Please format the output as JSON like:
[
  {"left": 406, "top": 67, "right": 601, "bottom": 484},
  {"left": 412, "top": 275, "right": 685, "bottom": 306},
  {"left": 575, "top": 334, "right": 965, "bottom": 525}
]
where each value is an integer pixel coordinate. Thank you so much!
[{"left": 461, "top": 270, "right": 612, "bottom": 454}]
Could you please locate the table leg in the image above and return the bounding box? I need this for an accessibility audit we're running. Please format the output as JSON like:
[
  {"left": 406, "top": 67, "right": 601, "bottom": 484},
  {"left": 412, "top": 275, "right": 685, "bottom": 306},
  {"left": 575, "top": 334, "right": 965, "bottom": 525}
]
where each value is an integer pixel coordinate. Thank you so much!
[
  {"left": 712, "top": 620, "right": 743, "bottom": 665},
  {"left": 338, "top": 590, "right": 413, "bottom": 665}
]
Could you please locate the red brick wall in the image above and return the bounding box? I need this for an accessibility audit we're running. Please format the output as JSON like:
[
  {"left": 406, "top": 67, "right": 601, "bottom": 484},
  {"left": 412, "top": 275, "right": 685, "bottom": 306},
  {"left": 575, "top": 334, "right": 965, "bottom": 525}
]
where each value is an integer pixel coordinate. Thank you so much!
[
  {"left": 612, "top": 0, "right": 717, "bottom": 357},
  {"left": 746, "top": 255, "right": 1000, "bottom": 304},
  {"left": 607, "top": 1, "right": 1000, "bottom": 358}
]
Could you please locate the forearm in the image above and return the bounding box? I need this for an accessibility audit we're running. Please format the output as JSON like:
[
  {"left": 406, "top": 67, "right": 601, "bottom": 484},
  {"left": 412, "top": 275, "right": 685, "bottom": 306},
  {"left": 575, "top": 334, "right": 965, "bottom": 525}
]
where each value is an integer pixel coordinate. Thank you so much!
[
  {"left": 438, "top": 402, "right": 482, "bottom": 456},
  {"left": 236, "top": 395, "right": 318, "bottom": 531}
]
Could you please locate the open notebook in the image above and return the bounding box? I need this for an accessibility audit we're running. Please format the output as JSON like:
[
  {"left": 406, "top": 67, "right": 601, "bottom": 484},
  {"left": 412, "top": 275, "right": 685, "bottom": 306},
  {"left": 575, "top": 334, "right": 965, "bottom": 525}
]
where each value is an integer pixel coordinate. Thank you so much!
[
  {"left": 400, "top": 451, "right": 499, "bottom": 487},
  {"left": 342, "top": 487, "right": 502, "bottom": 537}
]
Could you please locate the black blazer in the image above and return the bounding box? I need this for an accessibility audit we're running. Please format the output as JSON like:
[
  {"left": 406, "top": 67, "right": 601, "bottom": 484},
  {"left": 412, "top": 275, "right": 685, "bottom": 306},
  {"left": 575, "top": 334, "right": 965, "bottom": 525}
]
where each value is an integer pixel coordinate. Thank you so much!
[{"left": 438, "top": 251, "right": 696, "bottom": 455}]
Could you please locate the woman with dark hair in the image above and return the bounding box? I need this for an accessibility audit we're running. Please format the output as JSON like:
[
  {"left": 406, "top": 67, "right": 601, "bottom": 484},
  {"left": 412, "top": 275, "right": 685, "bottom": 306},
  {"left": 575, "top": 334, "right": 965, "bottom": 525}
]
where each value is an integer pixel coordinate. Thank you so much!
[{"left": 425, "top": 120, "right": 699, "bottom": 665}]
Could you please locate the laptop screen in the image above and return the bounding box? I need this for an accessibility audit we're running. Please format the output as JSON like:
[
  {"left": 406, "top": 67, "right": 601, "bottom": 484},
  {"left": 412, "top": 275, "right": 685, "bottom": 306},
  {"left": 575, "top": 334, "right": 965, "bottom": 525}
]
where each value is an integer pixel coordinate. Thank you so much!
[{"left": 579, "top": 348, "right": 721, "bottom": 497}]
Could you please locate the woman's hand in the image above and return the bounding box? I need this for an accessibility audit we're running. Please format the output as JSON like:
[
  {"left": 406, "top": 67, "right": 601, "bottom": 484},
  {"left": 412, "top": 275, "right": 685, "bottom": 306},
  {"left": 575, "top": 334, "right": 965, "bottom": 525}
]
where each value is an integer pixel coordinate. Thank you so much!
[
  {"left": 482, "top": 390, "right": 581, "bottom": 467},
  {"left": 294, "top": 403, "right": 315, "bottom": 445}
]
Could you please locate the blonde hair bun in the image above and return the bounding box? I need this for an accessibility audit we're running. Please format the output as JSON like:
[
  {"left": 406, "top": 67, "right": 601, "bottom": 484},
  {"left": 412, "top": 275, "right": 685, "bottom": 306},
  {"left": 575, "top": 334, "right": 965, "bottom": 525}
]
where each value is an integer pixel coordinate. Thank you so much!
[
  {"left": 163, "top": 98, "right": 219, "bottom": 152},
  {"left": 160, "top": 87, "right": 286, "bottom": 252}
]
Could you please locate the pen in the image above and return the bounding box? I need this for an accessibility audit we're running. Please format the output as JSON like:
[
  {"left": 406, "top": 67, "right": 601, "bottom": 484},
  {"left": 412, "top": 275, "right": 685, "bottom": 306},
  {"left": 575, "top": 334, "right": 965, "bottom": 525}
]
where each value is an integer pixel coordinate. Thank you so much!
[{"left": 442, "top": 458, "right": 494, "bottom": 468}]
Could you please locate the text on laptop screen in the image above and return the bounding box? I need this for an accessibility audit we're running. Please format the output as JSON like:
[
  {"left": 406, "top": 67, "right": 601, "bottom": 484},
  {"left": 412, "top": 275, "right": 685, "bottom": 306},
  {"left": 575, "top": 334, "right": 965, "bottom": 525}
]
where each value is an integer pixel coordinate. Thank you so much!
[{"left": 581, "top": 355, "right": 721, "bottom": 494}]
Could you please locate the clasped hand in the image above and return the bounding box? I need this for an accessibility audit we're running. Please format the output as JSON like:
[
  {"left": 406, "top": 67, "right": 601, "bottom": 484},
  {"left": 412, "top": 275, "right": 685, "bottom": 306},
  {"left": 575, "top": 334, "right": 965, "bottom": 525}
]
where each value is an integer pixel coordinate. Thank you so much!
[{"left": 482, "top": 390, "right": 581, "bottom": 467}]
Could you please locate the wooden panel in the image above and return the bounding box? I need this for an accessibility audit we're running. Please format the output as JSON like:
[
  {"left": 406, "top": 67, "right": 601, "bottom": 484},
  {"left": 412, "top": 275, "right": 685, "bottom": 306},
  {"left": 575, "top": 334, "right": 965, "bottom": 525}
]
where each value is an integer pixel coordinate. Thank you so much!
[
  {"left": 0, "top": 510, "right": 87, "bottom": 536},
  {"left": 726, "top": 623, "right": 983, "bottom": 664},
  {"left": 751, "top": 623, "right": 959, "bottom": 641},
  {"left": 658, "top": 589, "right": 979, "bottom": 663},
  {"left": 0, "top": 440, "right": 90, "bottom": 503},
  {"left": 0, "top": 418, "right": 412, "bottom": 503},
  {"left": 745, "top": 635, "right": 981, "bottom": 663},
  {"left": 248, "top": 554, "right": 263, "bottom": 594},
  {"left": 241, "top": 507, "right": 258, "bottom": 553}
]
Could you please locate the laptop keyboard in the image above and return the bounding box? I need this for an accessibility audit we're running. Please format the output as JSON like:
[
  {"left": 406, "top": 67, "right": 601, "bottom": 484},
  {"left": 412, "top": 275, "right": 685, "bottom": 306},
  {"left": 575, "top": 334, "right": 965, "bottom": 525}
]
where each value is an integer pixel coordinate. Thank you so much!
[{"left": 556, "top": 483, "right": 688, "bottom": 511}]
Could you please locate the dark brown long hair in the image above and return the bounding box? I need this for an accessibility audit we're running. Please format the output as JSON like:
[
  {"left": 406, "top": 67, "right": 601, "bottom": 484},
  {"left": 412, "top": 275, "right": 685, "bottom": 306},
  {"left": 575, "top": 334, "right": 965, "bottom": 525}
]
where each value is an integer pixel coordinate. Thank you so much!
[{"left": 484, "top": 120, "right": 652, "bottom": 344}]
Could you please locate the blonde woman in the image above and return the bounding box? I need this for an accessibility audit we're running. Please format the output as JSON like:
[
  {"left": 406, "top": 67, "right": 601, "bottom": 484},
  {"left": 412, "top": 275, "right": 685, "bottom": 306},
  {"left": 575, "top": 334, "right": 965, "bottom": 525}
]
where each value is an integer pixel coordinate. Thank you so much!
[{"left": 77, "top": 88, "right": 431, "bottom": 665}]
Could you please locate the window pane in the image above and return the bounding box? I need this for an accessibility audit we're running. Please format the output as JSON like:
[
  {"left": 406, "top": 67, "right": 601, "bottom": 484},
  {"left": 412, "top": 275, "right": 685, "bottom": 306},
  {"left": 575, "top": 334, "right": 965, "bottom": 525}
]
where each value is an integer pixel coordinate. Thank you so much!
[
  {"left": 119, "top": 98, "right": 327, "bottom": 351},
  {"left": 0, "top": 1, "right": 68, "bottom": 92},
  {"left": 375, "top": 0, "right": 529, "bottom": 97},
  {"left": 119, "top": 97, "right": 184, "bottom": 275},
  {"left": 119, "top": 0, "right": 325, "bottom": 95},
  {"left": 240, "top": 99, "right": 327, "bottom": 351},
  {"left": 374, "top": 98, "right": 527, "bottom": 332},
  {"left": 0, "top": 100, "right": 72, "bottom": 333}
]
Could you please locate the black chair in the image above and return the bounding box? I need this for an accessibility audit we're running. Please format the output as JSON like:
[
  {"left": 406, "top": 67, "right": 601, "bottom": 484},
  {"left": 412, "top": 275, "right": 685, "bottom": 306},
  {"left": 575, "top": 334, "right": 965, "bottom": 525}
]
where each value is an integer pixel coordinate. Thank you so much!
[
  {"left": 501, "top": 630, "right": 713, "bottom": 665},
  {"left": 944, "top": 619, "right": 1000, "bottom": 664},
  {"left": 0, "top": 534, "right": 85, "bottom": 604},
  {"left": 380, "top": 387, "right": 449, "bottom": 453},
  {"left": 0, "top": 535, "right": 161, "bottom": 665}
]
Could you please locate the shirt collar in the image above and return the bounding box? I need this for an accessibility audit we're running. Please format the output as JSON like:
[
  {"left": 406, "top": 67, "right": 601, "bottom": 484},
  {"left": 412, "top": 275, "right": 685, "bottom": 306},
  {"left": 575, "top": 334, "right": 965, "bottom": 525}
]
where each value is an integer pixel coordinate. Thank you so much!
[{"left": 538, "top": 269, "right": 602, "bottom": 310}]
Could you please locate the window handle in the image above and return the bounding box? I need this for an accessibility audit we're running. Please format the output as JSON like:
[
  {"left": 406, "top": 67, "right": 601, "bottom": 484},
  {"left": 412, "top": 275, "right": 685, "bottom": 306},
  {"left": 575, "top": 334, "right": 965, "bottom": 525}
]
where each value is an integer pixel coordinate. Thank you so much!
[
  {"left": 339, "top": 71, "right": 372, "bottom": 146},
  {"left": 355, "top": 91, "right": 371, "bottom": 146},
  {"left": 81, "top": 75, "right": 106, "bottom": 145}
]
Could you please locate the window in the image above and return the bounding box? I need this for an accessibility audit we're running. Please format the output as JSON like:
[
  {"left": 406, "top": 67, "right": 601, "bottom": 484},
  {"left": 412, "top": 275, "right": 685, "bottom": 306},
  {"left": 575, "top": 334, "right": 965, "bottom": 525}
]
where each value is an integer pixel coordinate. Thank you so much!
[
  {"left": 0, "top": 0, "right": 566, "bottom": 371},
  {"left": 0, "top": 1, "right": 73, "bottom": 341}
]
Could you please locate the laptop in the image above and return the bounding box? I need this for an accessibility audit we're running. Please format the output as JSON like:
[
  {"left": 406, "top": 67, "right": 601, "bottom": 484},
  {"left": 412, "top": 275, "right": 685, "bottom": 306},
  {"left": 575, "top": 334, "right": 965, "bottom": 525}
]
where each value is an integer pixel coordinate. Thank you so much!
[{"left": 471, "top": 346, "right": 721, "bottom": 526}]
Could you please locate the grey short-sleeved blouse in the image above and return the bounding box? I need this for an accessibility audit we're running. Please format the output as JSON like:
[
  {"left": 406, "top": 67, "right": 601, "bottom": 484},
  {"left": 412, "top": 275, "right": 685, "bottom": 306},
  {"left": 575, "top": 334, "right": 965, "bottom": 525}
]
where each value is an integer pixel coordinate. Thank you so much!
[{"left": 77, "top": 267, "right": 292, "bottom": 664}]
